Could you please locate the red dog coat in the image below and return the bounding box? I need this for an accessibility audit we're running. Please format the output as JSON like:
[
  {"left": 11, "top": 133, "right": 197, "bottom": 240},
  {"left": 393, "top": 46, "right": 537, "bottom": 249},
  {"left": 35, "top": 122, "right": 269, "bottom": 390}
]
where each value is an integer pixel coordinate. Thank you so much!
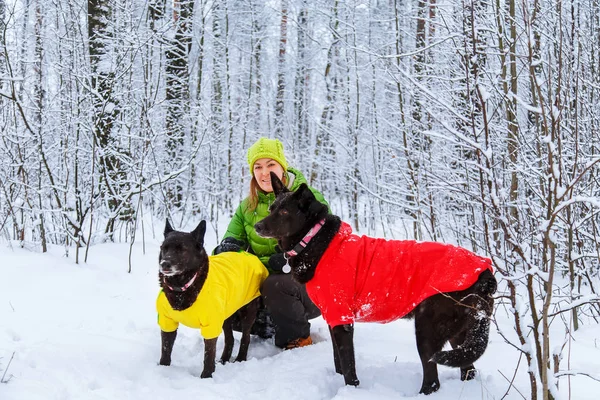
[{"left": 305, "top": 222, "right": 494, "bottom": 327}]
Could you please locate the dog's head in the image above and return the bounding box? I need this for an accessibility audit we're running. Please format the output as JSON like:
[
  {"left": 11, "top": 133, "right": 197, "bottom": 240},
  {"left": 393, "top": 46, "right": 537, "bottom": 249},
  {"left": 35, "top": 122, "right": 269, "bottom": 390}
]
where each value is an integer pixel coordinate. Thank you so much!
[
  {"left": 159, "top": 219, "right": 207, "bottom": 277},
  {"left": 255, "top": 172, "right": 328, "bottom": 241}
]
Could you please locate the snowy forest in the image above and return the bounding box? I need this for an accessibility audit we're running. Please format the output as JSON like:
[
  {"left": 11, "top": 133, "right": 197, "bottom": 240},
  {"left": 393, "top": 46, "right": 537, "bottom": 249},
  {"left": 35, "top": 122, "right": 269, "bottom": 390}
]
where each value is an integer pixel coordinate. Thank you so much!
[{"left": 1, "top": 0, "right": 600, "bottom": 398}]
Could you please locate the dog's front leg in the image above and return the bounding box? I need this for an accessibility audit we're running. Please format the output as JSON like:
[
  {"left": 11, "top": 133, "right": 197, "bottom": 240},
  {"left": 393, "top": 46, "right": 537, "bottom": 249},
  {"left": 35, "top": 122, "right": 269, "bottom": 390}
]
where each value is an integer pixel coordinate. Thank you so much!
[
  {"left": 331, "top": 324, "right": 359, "bottom": 386},
  {"left": 201, "top": 337, "right": 218, "bottom": 378},
  {"left": 159, "top": 330, "right": 177, "bottom": 366}
]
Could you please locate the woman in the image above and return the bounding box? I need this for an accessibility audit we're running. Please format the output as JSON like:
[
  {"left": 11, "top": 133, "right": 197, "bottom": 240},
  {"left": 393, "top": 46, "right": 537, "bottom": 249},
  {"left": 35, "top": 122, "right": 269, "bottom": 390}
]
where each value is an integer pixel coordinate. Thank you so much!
[{"left": 213, "top": 137, "right": 328, "bottom": 349}]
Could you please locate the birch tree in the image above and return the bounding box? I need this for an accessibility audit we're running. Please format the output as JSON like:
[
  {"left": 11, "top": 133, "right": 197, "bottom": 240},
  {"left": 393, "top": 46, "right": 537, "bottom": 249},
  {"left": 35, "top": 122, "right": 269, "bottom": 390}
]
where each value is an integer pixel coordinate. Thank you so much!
[
  {"left": 88, "top": 0, "right": 129, "bottom": 238},
  {"left": 274, "top": 0, "right": 288, "bottom": 135},
  {"left": 165, "top": 0, "right": 194, "bottom": 206}
]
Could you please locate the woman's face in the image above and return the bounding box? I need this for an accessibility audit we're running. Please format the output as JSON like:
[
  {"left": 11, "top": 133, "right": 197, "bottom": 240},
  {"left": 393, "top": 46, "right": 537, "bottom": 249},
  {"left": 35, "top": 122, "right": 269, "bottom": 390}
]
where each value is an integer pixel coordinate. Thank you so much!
[{"left": 253, "top": 158, "right": 284, "bottom": 193}]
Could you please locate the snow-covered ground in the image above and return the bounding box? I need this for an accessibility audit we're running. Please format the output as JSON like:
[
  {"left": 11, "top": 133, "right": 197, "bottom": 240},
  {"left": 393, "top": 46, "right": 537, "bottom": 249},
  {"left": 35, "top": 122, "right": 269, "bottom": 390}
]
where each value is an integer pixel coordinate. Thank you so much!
[{"left": 1, "top": 223, "right": 599, "bottom": 399}]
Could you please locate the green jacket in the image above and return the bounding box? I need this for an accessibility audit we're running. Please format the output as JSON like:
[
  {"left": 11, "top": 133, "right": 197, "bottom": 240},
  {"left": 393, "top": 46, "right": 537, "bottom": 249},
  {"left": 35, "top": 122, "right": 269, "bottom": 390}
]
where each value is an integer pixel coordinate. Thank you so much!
[{"left": 221, "top": 167, "right": 329, "bottom": 273}]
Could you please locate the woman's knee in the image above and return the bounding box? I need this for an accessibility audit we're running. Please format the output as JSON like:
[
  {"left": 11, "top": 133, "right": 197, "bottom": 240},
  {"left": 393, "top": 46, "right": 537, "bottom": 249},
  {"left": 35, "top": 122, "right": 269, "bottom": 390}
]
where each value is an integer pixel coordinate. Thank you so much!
[
  {"left": 261, "top": 274, "right": 299, "bottom": 301},
  {"left": 261, "top": 274, "right": 285, "bottom": 298}
]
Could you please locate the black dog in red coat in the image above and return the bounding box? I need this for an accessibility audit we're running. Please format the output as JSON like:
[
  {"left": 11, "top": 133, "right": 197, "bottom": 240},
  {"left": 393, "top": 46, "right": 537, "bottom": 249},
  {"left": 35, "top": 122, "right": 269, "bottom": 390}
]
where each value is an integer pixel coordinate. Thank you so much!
[{"left": 255, "top": 172, "right": 497, "bottom": 395}]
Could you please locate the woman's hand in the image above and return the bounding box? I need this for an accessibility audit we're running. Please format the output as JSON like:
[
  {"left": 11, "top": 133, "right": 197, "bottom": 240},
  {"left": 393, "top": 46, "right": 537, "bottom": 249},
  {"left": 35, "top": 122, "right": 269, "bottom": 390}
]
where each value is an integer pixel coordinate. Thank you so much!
[
  {"left": 213, "top": 237, "right": 247, "bottom": 255},
  {"left": 268, "top": 252, "right": 287, "bottom": 272}
]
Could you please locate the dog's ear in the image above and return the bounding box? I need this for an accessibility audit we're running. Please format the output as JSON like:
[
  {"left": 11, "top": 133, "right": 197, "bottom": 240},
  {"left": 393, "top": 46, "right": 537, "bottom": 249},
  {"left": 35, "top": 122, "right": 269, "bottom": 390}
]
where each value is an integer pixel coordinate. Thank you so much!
[
  {"left": 270, "top": 172, "right": 289, "bottom": 196},
  {"left": 164, "top": 219, "right": 174, "bottom": 237},
  {"left": 295, "top": 183, "right": 317, "bottom": 211},
  {"left": 191, "top": 220, "right": 207, "bottom": 244}
]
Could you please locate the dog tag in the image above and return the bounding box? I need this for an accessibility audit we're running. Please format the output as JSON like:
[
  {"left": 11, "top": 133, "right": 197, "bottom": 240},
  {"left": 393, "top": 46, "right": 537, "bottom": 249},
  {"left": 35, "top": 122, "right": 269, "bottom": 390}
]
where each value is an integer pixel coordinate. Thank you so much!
[{"left": 282, "top": 263, "right": 291, "bottom": 274}]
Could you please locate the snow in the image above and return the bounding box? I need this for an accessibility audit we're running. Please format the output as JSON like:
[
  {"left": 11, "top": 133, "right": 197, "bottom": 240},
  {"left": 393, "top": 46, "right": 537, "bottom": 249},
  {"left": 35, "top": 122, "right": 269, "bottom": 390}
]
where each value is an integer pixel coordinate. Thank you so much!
[{"left": 2, "top": 225, "right": 600, "bottom": 400}]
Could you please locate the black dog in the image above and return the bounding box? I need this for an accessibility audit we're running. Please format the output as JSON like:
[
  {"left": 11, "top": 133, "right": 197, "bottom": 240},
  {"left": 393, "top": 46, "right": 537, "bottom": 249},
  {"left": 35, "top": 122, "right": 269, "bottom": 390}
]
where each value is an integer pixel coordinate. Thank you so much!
[
  {"left": 157, "top": 220, "right": 268, "bottom": 378},
  {"left": 255, "top": 172, "right": 497, "bottom": 394}
]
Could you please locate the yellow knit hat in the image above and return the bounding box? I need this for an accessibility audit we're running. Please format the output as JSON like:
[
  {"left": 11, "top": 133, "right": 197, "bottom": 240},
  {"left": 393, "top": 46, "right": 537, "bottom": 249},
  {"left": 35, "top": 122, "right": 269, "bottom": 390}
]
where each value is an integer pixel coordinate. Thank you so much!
[{"left": 247, "top": 137, "right": 289, "bottom": 174}]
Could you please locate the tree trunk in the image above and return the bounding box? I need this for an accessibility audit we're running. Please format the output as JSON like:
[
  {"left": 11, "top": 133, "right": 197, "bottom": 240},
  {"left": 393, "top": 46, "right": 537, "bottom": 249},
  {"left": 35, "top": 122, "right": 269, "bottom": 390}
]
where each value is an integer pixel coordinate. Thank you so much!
[
  {"left": 312, "top": 0, "right": 339, "bottom": 186},
  {"left": 34, "top": 0, "right": 47, "bottom": 252},
  {"left": 294, "top": 2, "right": 309, "bottom": 141},
  {"left": 507, "top": 0, "right": 519, "bottom": 223},
  {"left": 275, "top": 0, "right": 288, "bottom": 135},
  {"left": 88, "top": 0, "right": 125, "bottom": 239},
  {"left": 165, "top": 0, "right": 195, "bottom": 206}
]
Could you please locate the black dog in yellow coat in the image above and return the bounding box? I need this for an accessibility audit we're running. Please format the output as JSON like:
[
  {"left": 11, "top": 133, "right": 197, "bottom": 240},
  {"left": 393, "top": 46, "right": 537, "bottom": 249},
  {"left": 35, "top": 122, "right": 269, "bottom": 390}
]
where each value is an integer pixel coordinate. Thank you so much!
[{"left": 157, "top": 220, "right": 268, "bottom": 378}]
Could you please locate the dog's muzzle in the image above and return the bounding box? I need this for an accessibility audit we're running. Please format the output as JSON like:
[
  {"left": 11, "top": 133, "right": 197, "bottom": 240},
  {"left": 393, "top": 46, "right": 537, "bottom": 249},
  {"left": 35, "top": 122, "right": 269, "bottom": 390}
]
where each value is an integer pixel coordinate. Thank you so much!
[
  {"left": 254, "top": 222, "right": 267, "bottom": 237},
  {"left": 159, "top": 259, "right": 178, "bottom": 276}
]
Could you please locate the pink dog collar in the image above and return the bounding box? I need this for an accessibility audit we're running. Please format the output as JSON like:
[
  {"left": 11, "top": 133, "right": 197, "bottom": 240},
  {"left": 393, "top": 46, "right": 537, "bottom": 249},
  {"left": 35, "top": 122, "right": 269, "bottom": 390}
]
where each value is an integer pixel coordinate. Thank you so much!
[
  {"left": 285, "top": 218, "right": 326, "bottom": 258},
  {"left": 164, "top": 271, "right": 199, "bottom": 292}
]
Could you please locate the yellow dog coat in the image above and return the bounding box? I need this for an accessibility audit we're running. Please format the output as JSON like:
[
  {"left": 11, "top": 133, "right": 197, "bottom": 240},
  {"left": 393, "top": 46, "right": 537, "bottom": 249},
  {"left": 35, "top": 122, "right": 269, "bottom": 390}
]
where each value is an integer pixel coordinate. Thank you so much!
[{"left": 157, "top": 251, "right": 268, "bottom": 339}]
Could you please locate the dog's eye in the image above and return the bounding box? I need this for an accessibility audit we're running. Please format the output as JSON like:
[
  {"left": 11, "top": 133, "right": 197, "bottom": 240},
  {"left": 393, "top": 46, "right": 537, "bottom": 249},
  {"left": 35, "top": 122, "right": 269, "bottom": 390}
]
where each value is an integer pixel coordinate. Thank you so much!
[{"left": 279, "top": 209, "right": 289, "bottom": 216}]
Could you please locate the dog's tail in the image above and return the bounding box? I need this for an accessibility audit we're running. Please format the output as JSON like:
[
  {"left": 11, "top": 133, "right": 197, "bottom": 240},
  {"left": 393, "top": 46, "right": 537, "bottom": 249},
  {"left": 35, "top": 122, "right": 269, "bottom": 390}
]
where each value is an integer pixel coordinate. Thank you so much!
[
  {"left": 431, "top": 270, "right": 497, "bottom": 368},
  {"left": 431, "top": 309, "right": 491, "bottom": 368}
]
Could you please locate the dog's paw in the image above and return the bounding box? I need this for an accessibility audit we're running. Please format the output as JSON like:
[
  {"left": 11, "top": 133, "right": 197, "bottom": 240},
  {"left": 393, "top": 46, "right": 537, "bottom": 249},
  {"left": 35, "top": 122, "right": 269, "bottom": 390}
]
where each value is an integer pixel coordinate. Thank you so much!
[
  {"left": 200, "top": 369, "right": 213, "bottom": 379},
  {"left": 158, "top": 358, "right": 171, "bottom": 366},
  {"left": 344, "top": 377, "right": 360, "bottom": 387},
  {"left": 219, "top": 357, "right": 229, "bottom": 365},
  {"left": 419, "top": 380, "right": 440, "bottom": 395},
  {"left": 461, "top": 366, "right": 477, "bottom": 381}
]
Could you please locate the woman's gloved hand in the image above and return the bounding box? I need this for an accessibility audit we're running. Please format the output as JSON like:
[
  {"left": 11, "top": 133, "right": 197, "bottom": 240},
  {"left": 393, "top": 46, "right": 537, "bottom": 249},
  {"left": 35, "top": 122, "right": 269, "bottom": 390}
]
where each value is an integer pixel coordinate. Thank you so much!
[
  {"left": 213, "top": 237, "right": 247, "bottom": 255},
  {"left": 268, "top": 252, "right": 288, "bottom": 272}
]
